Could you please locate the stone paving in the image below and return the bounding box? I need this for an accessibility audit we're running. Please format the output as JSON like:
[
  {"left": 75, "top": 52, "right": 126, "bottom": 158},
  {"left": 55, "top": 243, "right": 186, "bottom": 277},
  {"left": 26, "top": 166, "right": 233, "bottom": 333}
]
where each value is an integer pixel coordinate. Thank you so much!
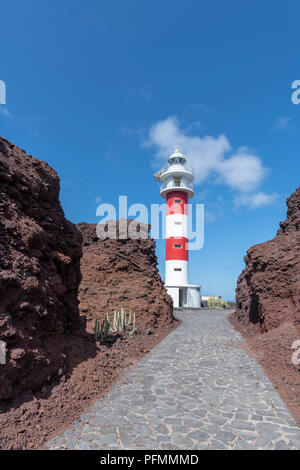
[{"left": 45, "top": 309, "right": 300, "bottom": 450}]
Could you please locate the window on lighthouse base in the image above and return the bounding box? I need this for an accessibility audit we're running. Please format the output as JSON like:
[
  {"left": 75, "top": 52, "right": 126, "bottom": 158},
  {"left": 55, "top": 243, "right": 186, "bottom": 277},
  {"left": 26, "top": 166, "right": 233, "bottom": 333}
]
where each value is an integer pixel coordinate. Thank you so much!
[{"left": 174, "top": 244, "right": 182, "bottom": 248}]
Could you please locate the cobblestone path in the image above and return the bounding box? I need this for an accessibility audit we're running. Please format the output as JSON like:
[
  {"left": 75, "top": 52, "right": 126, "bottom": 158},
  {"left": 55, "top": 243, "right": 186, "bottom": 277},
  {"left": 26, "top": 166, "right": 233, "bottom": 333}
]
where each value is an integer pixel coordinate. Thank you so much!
[{"left": 46, "top": 309, "right": 300, "bottom": 450}]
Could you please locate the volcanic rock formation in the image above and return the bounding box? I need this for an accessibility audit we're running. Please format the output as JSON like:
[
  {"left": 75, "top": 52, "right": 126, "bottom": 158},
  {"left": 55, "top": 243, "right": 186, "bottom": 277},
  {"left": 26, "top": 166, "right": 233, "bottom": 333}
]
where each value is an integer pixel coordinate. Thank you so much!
[
  {"left": 232, "top": 187, "right": 300, "bottom": 423},
  {"left": 0, "top": 137, "right": 83, "bottom": 401},
  {"left": 235, "top": 186, "right": 300, "bottom": 332},
  {"left": 77, "top": 220, "right": 174, "bottom": 331}
]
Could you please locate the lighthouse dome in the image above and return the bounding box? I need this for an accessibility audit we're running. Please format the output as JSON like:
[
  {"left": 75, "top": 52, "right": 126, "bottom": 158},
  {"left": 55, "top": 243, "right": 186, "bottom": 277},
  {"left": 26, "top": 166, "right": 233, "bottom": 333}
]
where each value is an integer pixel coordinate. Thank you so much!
[
  {"left": 155, "top": 146, "right": 194, "bottom": 199},
  {"left": 168, "top": 147, "right": 187, "bottom": 166}
]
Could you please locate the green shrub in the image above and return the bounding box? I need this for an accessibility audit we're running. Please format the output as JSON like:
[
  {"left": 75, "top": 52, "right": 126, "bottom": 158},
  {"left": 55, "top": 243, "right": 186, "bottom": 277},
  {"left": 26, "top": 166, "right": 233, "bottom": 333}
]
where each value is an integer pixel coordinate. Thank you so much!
[
  {"left": 207, "top": 297, "right": 227, "bottom": 309},
  {"left": 94, "top": 317, "right": 110, "bottom": 341},
  {"left": 94, "top": 308, "right": 136, "bottom": 342}
]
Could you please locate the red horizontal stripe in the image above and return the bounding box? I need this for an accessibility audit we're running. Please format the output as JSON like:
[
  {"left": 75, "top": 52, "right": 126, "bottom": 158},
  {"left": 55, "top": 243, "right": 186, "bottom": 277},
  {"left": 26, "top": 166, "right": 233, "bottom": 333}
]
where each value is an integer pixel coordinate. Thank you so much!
[
  {"left": 166, "top": 237, "right": 188, "bottom": 261},
  {"left": 166, "top": 191, "right": 188, "bottom": 215}
]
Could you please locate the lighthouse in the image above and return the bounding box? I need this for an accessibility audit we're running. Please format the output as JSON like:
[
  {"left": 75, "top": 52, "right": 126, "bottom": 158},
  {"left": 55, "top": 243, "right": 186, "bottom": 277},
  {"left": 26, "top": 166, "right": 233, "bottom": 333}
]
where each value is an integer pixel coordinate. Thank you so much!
[{"left": 154, "top": 148, "right": 201, "bottom": 308}]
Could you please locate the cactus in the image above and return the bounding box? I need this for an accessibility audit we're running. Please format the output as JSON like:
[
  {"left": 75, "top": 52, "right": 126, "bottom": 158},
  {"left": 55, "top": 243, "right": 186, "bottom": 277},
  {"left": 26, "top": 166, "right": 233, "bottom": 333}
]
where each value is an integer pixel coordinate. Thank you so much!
[
  {"left": 94, "top": 308, "right": 136, "bottom": 341},
  {"left": 129, "top": 311, "right": 136, "bottom": 335},
  {"left": 94, "top": 317, "right": 110, "bottom": 341},
  {"left": 110, "top": 308, "right": 136, "bottom": 334},
  {"left": 110, "top": 310, "right": 121, "bottom": 333}
]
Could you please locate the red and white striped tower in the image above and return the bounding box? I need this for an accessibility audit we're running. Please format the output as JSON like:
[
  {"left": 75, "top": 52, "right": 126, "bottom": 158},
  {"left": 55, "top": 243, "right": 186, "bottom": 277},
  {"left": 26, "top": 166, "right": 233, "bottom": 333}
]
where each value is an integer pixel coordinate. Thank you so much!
[
  {"left": 165, "top": 189, "right": 189, "bottom": 286},
  {"left": 154, "top": 148, "right": 200, "bottom": 308}
]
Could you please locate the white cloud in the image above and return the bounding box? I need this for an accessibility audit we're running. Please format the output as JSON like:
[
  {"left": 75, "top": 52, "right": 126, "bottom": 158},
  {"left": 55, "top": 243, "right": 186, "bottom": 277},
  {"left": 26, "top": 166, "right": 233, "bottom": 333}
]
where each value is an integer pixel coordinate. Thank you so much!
[
  {"left": 0, "top": 107, "right": 13, "bottom": 119},
  {"left": 184, "top": 120, "right": 203, "bottom": 133},
  {"left": 139, "top": 83, "right": 152, "bottom": 101},
  {"left": 95, "top": 196, "right": 102, "bottom": 203},
  {"left": 124, "top": 83, "right": 152, "bottom": 102},
  {"left": 273, "top": 117, "right": 292, "bottom": 130},
  {"left": 234, "top": 192, "right": 278, "bottom": 209},
  {"left": 147, "top": 116, "right": 231, "bottom": 183},
  {"left": 205, "top": 211, "right": 216, "bottom": 222},
  {"left": 204, "top": 199, "right": 224, "bottom": 222},
  {"left": 185, "top": 103, "right": 207, "bottom": 111},
  {"left": 147, "top": 116, "right": 267, "bottom": 188},
  {"left": 217, "top": 149, "right": 266, "bottom": 192},
  {"left": 146, "top": 116, "right": 276, "bottom": 209}
]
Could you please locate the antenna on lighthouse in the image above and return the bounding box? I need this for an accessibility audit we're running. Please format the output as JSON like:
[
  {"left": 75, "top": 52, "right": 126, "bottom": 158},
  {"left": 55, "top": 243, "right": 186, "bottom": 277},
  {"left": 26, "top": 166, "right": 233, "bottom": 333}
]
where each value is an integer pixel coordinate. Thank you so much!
[{"left": 153, "top": 168, "right": 165, "bottom": 181}]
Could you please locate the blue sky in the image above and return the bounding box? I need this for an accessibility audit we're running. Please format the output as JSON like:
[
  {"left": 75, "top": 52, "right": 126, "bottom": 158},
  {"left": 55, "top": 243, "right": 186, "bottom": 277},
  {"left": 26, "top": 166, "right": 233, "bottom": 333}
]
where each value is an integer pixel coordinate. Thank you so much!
[{"left": 0, "top": 0, "right": 299, "bottom": 301}]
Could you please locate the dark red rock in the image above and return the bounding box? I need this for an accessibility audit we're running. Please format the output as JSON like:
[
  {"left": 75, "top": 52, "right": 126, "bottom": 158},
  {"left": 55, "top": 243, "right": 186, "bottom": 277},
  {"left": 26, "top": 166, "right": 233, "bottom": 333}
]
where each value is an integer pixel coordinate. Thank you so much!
[
  {"left": 235, "top": 186, "right": 300, "bottom": 333},
  {"left": 231, "top": 187, "right": 300, "bottom": 425},
  {"left": 0, "top": 136, "right": 83, "bottom": 401},
  {"left": 77, "top": 220, "right": 174, "bottom": 331}
]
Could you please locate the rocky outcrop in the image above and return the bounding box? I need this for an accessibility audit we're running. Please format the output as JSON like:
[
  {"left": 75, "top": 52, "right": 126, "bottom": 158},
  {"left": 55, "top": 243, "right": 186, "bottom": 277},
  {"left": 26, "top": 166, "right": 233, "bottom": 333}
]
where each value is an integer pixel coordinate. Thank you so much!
[
  {"left": 0, "top": 137, "right": 83, "bottom": 401},
  {"left": 232, "top": 188, "right": 300, "bottom": 424},
  {"left": 77, "top": 220, "right": 174, "bottom": 331},
  {"left": 235, "top": 187, "right": 300, "bottom": 333}
]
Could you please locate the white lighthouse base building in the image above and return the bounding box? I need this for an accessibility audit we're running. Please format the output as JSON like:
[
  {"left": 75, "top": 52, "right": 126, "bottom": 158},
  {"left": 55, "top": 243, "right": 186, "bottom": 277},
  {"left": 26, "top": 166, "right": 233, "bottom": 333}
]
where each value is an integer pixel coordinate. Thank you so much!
[{"left": 165, "top": 285, "right": 201, "bottom": 308}]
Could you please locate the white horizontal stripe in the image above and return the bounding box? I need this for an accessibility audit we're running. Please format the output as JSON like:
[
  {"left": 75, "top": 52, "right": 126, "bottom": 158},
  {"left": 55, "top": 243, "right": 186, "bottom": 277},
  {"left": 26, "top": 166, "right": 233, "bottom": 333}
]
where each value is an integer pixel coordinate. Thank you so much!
[
  {"left": 166, "top": 213, "right": 188, "bottom": 238},
  {"left": 165, "top": 260, "right": 188, "bottom": 286}
]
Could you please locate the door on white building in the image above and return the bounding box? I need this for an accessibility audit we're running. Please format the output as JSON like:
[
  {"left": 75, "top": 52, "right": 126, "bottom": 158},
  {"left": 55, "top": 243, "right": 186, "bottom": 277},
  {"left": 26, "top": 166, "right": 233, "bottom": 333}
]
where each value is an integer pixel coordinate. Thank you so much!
[{"left": 179, "top": 288, "right": 184, "bottom": 307}]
